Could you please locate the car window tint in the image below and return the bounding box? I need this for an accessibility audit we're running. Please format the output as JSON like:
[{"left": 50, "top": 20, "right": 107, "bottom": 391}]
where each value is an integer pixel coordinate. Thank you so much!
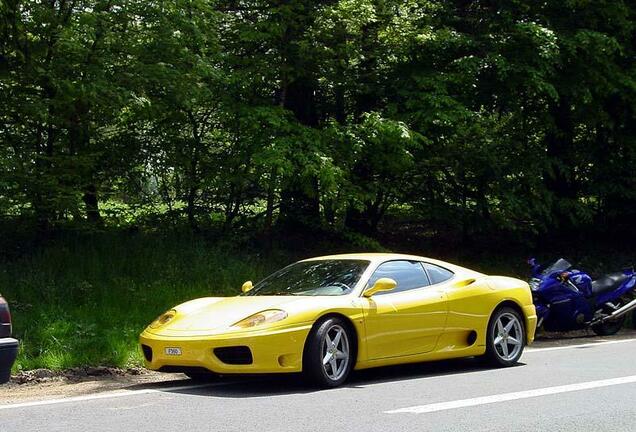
[
  {"left": 247, "top": 260, "right": 370, "bottom": 296},
  {"left": 423, "top": 263, "right": 454, "bottom": 285},
  {"left": 367, "top": 260, "right": 430, "bottom": 295}
]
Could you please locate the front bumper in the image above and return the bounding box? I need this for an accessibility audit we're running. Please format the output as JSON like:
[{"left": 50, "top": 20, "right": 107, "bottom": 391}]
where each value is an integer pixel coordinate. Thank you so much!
[
  {"left": 139, "top": 324, "right": 312, "bottom": 374},
  {"left": 0, "top": 338, "right": 18, "bottom": 384}
]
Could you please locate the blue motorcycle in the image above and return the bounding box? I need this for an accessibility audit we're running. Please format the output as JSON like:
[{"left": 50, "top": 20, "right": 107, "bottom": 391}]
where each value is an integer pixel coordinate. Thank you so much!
[{"left": 528, "top": 258, "right": 636, "bottom": 335}]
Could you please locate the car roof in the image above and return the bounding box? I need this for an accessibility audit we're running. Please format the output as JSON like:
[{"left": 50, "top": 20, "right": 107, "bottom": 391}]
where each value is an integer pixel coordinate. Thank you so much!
[
  {"left": 303, "top": 252, "right": 421, "bottom": 261},
  {"left": 301, "top": 253, "right": 485, "bottom": 277}
]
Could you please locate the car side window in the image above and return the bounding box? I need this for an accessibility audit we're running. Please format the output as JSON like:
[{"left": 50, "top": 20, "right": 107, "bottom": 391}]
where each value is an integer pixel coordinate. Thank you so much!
[
  {"left": 423, "top": 263, "right": 454, "bottom": 285},
  {"left": 367, "top": 260, "right": 431, "bottom": 295}
]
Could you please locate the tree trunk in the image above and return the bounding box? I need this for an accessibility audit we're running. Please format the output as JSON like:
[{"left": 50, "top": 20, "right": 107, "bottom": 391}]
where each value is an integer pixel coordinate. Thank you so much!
[
  {"left": 265, "top": 169, "right": 277, "bottom": 233},
  {"left": 278, "top": 70, "right": 321, "bottom": 230},
  {"left": 186, "top": 111, "right": 202, "bottom": 230},
  {"left": 545, "top": 95, "right": 576, "bottom": 231},
  {"left": 82, "top": 184, "right": 102, "bottom": 225},
  {"left": 186, "top": 187, "right": 197, "bottom": 229}
]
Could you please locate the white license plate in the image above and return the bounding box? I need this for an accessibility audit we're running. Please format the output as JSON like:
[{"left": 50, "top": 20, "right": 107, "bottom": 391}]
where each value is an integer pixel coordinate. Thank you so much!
[{"left": 164, "top": 347, "right": 182, "bottom": 356}]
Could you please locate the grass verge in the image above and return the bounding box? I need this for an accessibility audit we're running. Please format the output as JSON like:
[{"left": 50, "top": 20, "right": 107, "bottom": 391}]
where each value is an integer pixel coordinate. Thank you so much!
[{"left": 1, "top": 232, "right": 287, "bottom": 371}]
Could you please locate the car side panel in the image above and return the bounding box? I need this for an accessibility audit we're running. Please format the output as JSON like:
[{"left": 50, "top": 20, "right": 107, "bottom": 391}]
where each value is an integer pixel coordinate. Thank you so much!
[
  {"left": 360, "top": 286, "right": 448, "bottom": 360},
  {"left": 354, "top": 276, "right": 537, "bottom": 370},
  {"left": 439, "top": 276, "right": 536, "bottom": 351},
  {"left": 438, "top": 278, "right": 494, "bottom": 353}
]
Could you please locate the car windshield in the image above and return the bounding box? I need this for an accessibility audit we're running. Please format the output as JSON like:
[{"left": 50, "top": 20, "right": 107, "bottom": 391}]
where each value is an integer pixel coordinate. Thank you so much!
[
  {"left": 244, "top": 259, "right": 370, "bottom": 296},
  {"left": 541, "top": 258, "right": 572, "bottom": 276}
]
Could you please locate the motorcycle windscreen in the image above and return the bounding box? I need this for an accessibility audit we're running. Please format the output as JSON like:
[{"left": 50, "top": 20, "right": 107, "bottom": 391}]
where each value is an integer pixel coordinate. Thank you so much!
[{"left": 541, "top": 258, "right": 572, "bottom": 276}]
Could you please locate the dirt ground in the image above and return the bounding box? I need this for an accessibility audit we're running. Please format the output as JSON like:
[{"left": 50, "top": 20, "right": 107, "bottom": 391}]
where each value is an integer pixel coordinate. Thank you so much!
[
  {"left": 2, "top": 329, "right": 635, "bottom": 405},
  {"left": 0, "top": 367, "right": 190, "bottom": 405}
]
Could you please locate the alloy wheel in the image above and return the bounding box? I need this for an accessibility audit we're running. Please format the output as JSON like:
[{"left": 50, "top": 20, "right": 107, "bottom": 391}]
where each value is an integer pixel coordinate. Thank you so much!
[
  {"left": 321, "top": 324, "right": 350, "bottom": 381},
  {"left": 493, "top": 312, "right": 523, "bottom": 361}
]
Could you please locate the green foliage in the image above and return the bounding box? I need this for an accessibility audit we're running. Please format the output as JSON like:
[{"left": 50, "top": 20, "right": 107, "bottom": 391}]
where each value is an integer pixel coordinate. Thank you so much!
[{"left": 0, "top": 0, "right": 634, "bottom": 237}]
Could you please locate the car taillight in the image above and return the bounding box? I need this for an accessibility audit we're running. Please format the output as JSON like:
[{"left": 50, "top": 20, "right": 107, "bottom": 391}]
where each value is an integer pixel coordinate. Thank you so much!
[
  {"left": 0, "top": 297, "right": 11, "bottom": 338},
  {"left": 0, "top": 298, "right": 10, "bottom": 323}
]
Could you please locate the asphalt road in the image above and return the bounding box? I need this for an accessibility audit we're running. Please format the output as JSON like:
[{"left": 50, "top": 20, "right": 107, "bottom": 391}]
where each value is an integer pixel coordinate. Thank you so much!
[{"left": 2, "top": 337, "right": 636, "bottom": 432}]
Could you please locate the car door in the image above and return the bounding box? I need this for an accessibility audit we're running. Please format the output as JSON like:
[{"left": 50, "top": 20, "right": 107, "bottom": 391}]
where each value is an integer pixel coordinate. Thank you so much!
[{"left": 361, "top": 260, "right": 448, "bottom": 360}]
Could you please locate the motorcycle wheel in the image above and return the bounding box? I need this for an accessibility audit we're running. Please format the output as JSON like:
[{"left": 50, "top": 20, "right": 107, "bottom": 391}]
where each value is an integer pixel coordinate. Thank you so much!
[{"left": 591, "top": 316, "right": 625, "bottom": 336}]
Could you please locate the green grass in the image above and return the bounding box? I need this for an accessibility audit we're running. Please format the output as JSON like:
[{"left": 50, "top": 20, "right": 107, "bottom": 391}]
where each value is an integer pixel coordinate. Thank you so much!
[{"left": 0, "top": 232, "right": 288, "bottom": 372}]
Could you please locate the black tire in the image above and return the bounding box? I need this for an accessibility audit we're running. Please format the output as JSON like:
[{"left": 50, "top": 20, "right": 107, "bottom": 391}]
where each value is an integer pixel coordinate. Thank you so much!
[
  {"left": 484, "top": 306, "right": 526, "bottom": 367},
  {"left": 591, "top": 316, "right": 625, "bottom": 336},
  {"left": 0, "top": 369, "right": 10, "bottom": 384},
  {"left": 303, "top": 317, "right": 355, "bottom": 388}
]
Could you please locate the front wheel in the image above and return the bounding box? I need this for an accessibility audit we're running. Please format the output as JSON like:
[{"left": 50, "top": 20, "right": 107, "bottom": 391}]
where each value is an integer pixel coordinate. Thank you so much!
[
  {"left": 484, "top": 306, "right": 526, "bottom": 367},
  {"left": 303, "top": 317, "right": 355, "bottom": 388}
]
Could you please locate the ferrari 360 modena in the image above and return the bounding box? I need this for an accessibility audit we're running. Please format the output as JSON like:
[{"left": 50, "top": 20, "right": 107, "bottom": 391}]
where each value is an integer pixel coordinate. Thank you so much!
[{"left": 140, "top": 253, "right": 537, "bottom": 387}]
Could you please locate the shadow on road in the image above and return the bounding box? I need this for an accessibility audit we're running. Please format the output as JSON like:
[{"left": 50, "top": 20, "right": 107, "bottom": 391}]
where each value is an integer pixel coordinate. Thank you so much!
[
  {"left": 9, "top": 330, "right": 623, "bottom": 402},
  {"left": 126, "top": 357, "right": 525, "bottom": 399}
]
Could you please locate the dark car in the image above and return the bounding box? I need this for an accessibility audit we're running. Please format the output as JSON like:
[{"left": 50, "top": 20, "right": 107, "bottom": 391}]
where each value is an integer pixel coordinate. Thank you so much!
[{"left": 0, "top": 294, "right": 18, "bottom": 384}]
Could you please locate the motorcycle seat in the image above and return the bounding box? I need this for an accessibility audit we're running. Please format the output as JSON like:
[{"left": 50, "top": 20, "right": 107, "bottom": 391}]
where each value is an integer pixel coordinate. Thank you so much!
[{"left": 591, "top": 272, "right": 629, "bottom": 295}]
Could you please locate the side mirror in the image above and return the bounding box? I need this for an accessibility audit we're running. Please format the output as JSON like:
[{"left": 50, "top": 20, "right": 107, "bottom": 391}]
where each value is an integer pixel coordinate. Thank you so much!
[
  {"left": 363, "top": 278, "right": 397, "bottom": 297},
  {"left": 241, "top": 281, "right": 253, "bottom": 293}
]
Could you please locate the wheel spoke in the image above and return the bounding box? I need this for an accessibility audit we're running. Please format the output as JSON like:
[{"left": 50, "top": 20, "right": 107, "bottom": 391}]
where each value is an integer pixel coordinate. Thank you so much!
[
  {"left": 323, "top": 352, "right": 333, "bottom": 365},
  {"left": 500, "top": 340, "right": 509, "bottom": 357},
  {"left": 335, "top": 350, "right": 347, "bottom": 360},
  {"left": 504, "top": 319, "right": 515, "bottom": 333},
  {"left": 508, "top": 336, "right": 521, "bottom": 346},
  {"left": 329, "top": 357, "right": 338, "bottom": 374},
  {"left": 494, "top": 335, "right": 503, "bottom": 345},
  {"left": 496, "top": 320, "right": 504, "bottom": 335},
  {"left": 332, "top": 328, "right": 343, "bottom": 347},
  {"left": 325, "top": 333, "right": 333, "bottom": 347}
]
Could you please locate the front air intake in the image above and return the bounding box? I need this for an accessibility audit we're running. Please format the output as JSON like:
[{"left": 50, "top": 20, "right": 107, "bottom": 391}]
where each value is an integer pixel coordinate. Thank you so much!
[
  {"left": 213, "top": 346, "right": 253, "bottom": 365},
  {"left": 141, "top": 344, "right": 153, "bottom": 362}
]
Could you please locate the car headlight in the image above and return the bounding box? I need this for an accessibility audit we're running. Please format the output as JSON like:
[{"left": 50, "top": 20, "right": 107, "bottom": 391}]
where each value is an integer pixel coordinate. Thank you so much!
[
  {"left": 149, "top": 309, "right": 176, "bottom": 329},
  {"left": 231, "top": 309, "right": 288, "bottom": 329}
]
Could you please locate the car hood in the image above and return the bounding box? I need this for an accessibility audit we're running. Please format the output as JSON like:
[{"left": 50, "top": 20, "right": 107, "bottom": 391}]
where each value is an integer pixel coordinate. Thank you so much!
[{"left": 146, "top": 295, "right": 312, "bottom": 336}]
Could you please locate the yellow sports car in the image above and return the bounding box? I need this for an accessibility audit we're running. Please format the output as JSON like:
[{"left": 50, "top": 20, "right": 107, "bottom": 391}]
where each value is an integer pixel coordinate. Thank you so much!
[{"left": 140, "top": 253, "right": 537, "bottom": 387}]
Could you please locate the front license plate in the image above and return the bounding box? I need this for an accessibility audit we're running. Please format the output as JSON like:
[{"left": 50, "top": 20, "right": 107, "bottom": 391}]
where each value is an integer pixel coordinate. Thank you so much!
[{"left": 164, "top": 347, "right": 182, "bottom": 356}]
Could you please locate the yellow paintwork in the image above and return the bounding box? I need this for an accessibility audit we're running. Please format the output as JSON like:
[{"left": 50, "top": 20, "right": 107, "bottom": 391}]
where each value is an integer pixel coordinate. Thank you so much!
[
  {"left": 241, "top": 281, "right": 253, "bottom": 293},
  {"left": 140, "top": 253, "right": 537, "bottom": 374},
  {"left": 362, "top": 277, "right": 397, "bottom": 297}
]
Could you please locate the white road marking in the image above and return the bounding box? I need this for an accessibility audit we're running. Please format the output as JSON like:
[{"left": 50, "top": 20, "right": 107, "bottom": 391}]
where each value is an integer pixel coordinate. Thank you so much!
[
  {"left": 107, "top": 401, "right": 164, "bottom": 411},
  {"left": 0, "top": 381, "right": 230, "bottom": 411},
  {"left": 385, "top": 375, "right": 636, "bottom": 414},
  {"left": 526, "top": 337, "right": 636, "bottom": 353}
]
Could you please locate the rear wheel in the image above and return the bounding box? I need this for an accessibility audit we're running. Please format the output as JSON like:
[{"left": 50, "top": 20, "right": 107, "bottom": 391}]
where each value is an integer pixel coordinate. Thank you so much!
[
  {"left": 484, "top": 306, "right": 525, "bottom": 367},
  {"left": 591, "top": 301, "right": 627, "bottom": 336},
  {"left": 303, "top": 317, "right": 355, "bottom": 388},
  {"left": 591, "top": 317, "right": 625, "bottom": 336}
]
